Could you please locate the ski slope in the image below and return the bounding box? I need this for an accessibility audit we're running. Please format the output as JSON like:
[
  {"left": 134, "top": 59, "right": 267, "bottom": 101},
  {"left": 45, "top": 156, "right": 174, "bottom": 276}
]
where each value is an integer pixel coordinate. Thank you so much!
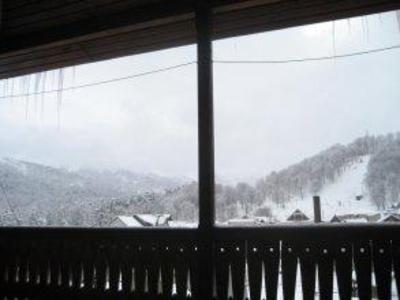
[{"left": 268, "top": 156, "right": 379, "bottom": 222}]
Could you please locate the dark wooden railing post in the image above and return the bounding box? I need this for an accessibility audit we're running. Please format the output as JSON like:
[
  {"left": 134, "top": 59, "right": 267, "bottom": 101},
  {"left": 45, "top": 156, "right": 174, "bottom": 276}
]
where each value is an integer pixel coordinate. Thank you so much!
[{"left": 196, "top": 2, "right": 215, "bottom": 299}]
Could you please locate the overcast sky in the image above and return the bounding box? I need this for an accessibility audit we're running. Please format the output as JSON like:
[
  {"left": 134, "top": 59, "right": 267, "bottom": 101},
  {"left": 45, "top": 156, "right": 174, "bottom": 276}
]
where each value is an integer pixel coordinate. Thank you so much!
[{"left": 0, "top": 11, "right": 399, "bottom": 183}]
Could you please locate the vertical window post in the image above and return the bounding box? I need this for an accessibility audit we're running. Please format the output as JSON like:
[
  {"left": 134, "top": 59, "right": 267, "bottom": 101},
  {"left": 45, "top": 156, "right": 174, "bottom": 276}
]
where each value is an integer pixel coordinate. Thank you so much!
[{"left": 196, "top": 2, "right": 214, "bottom": 298}]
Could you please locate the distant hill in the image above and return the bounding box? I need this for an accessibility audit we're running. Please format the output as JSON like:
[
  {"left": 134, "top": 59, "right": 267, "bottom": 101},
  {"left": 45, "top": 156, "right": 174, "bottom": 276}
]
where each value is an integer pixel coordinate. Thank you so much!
[
  {"left": 216, "top": 132, "right": 400, "bottom": 222},
  {"left": 255, "top": 132, "right": 400, "bottom": 214},
  {"left": 0, "top": 132, "right": 399, "bottom": 226},
  {"left": 268, "top": 155, "right": 377, "bottom": 222},
  {"left": 0, "top": 158, "right": 184, "bottom": 225}
]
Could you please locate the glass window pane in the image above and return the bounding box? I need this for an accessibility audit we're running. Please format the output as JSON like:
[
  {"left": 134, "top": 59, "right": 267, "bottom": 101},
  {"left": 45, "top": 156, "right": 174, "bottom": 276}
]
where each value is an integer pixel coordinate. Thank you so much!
[
  {"left": 214, "top": 11, "right": 400, "bottom": 225},
  {"left": 0, "top": 45, "right": 198, "bottom": 227}
]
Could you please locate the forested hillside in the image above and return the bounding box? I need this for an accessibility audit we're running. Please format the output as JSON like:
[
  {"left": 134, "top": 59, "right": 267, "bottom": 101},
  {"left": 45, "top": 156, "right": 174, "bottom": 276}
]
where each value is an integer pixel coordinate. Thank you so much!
[
  {"left": 256, "top": 133, "right": 400, "bottom": 210},
  {"left": 0, "top": 132, "right": 399, "bottom": 226}
]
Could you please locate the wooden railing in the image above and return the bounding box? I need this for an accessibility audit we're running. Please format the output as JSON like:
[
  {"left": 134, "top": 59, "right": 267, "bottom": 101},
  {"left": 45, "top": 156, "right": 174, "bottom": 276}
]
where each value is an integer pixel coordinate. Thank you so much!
[{"left": 0, "top": 225, "right": 399, "bottom": 299}]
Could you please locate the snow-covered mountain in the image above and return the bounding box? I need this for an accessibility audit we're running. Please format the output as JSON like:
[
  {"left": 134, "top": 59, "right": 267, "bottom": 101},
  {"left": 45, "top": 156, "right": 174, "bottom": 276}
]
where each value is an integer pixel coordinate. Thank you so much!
[
  {"left": 0, "top": 157, "right": 185, "bottom": 225},
  {"left": 267, "top": 155, "right": 379, "bottom": 222}
]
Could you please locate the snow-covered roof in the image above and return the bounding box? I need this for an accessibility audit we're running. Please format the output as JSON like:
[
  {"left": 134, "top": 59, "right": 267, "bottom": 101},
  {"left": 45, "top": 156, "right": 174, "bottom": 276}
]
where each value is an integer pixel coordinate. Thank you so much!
[
  {"left": 135, "top": 214, "right": 172, "bottom": 226},
  {"left": 330, "top": 213, "right": 375, "bottom": 223},
  {"left": 379, "top": 214, "right": 400, "bottom": 223},
  {"left": 110, "top": 214, "right": 172, "bottom": 227},
  {"left": 114, "top": 216, "right": 144, "bottom": 227},
  {"left": 287, "top": 209, "right": 310, "bottom": 222}
]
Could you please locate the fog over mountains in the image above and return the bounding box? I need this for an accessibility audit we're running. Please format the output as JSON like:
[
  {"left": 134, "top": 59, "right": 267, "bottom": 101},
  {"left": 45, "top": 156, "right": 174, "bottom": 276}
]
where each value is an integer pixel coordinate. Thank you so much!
[{"left": 0, "top": 132, "right": 399, "bottom": 226}]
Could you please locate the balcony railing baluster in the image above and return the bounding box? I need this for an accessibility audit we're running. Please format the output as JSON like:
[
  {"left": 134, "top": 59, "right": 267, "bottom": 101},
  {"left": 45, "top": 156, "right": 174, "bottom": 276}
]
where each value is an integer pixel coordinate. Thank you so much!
[{"left": 0, "top": 226, "right": 399, "bottom": 299}]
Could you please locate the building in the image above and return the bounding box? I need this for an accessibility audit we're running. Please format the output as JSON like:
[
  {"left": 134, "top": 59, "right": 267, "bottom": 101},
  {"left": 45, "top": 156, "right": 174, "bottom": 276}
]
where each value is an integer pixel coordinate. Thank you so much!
[
  {"left": 330, "top": 213, "right": 381, "bottom": 223},
  {"left": 110, "top": 214, "right": 172, "bottom": 227},
  {"left": 379, "top": 214, "right": 400, "bottom": 223},
  {"left": 286, "top": 209, "right": 310, "bottom": 222}
]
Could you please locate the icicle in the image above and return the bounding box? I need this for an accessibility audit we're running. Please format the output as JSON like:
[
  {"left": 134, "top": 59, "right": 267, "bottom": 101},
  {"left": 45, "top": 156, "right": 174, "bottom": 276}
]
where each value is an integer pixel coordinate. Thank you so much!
[
  {"left": 21, "top": 76, "right": 30, "bottom": 120},
  {"left": 41, "top": 71, "right": 48, "bottom": 121},
  {"left": 34, "top": 73, "right": 42, "bottom": 117},
  {"left": 365, "top": 16, "right": 370, "bottom": 43},
  {"left": 0, "top": 80, "right": 4, "bottom": 100},
  {"left": 347, "top": 18, "right": 352, "bottom": 35},
  {"left": 56, "top": 68, "right": 65, "bottom": 130},
  {"left": 397, "top": 10, "right": 400, "bottom": 35},
  {"left": 331, "top": 21, "right": 336, "bottom": 60},
  {"left": 10, "top": 78, "right": 15, "bottom": 102},
  {"left": 360, "top": 16, "right": 366, "bottom": 43},
  {"left": 71, "top": 66, "right": 76, "bottom": 87},
  {"left": 3, "top": 79, "right": 8, "bottom": 101}
]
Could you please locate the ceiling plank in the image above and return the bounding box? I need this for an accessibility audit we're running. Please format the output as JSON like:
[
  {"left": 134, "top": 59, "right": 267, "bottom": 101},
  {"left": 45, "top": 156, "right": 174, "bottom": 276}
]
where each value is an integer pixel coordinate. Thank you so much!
[{"left": 0, "top": 0, "right": 399, "bottom": 79}]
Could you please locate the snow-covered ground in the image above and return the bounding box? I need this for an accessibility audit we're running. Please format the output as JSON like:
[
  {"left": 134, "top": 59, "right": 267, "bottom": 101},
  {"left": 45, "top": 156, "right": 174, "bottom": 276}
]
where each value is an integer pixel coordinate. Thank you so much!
[{"left": 267, "top": 156, "right": 380, "bottom": 222}]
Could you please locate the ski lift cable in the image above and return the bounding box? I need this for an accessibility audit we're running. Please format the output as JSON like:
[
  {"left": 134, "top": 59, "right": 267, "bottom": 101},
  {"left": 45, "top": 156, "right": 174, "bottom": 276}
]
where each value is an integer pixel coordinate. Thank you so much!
[{"left": 0, "top": 44, "right": 399, "bottom": 100}]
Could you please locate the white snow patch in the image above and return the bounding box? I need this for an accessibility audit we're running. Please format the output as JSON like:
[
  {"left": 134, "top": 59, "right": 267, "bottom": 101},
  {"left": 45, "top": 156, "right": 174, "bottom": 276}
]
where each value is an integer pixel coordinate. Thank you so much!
[{"left": 267, "top": 155, "right": 380, "bottom": 222}]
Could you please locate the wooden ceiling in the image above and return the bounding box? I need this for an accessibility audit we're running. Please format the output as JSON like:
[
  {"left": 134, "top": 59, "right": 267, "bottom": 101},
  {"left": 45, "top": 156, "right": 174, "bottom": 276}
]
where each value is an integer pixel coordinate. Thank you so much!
[{"left": 0, "top": 0, "right": 399, "bottom": 79}]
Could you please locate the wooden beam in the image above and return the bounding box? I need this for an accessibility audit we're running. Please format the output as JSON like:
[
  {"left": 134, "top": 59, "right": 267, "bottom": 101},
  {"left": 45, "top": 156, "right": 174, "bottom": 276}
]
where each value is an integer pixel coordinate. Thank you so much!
[
  {"left": 0, "top": 0, "right": 399, "bottom": 79},
  {"left": 196, "top": 2, "right": 215, "bottom": 298},
  {"left": 0, "top": 0, "right": 2, "bottom": 31}
]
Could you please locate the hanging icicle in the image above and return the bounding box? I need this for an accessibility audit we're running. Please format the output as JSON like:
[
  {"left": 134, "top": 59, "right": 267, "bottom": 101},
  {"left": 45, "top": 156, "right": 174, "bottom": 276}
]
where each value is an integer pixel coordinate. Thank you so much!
[
  {"left": 40, "top": 71, "right": 48, "bottom": 121},
  {"left": 396, "top": 10, "right": 400, "bottom": 35},
  {"left": 33, "top": 73, "right": 42, "bottom": 117},
  {"left": 347, "top": 18, "right": 352, "bottom": 35},
  {"left": 365, "top": 16, "right": 370, "bottom": 43},
  {"left": 56, "top": 68, "right": 65, "bottom": 130},
  {"left": 331, "top": 21, "right": 336, "bottom": 59}
]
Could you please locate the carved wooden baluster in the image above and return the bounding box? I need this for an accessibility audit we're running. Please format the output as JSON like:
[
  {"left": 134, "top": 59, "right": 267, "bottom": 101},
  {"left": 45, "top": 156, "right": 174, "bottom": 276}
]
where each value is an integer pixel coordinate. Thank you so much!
[
  {"left": 175, "top": 243, "right": 190, "bottom": 300},
  {"left": 247, "top": 241, "right": 262, "bottom": 300},
  {"left": 72, "top": 242, "right": 81, "bottom": 297},
  {"left": 299, "top": 242, "right": 316, "bottom": 300},
  {"left": 70, "top": 241, "right": 83, "bottom": 297},
  {"left": 146, "top": 243, "right": 160, "bottom": 299},
  {"left": 160, "top": 243, "right": 173, "bottom": 300},
  {"left": 317, "top": 242, "right": 333, "bottom": 300},
  {"left": 120, "top": 244, "right": 134, "bottom": 298},
  {"left": 353, "top": 241, "right": 372, "bottom": 300},
  {"left": 38, "top": 241, "right": 51, "bottom": 298},
  {"left": 373, "top": 240, "right": 392, "bottom": 300},
  {"left": 189, "top": 243, "right": 200, "bottom": 300},
  {"left": 94, "top": 243, "right": 107, "bottom": 295},
  {"left": 0, "top": 239, "right": 7, "bottom": 296},
  {"left": 7, "top": 239, "right": 18, "bottom": 290},
  {"left": 17, "top": 239, "right": 29, "bottom": 292},
  {"left": 215, "top": 242, "right": 230, "bottom": 300},
  {"left": 47, "top": 240, "right": 61, "bottom": 298},
  {"left": 48, "top": 240, "right": 59, "bottom": 294},
  {"left": 82, "top": 242, "right": 95, "bottom": 296},
  {"left": 392, "top": 240, "right": 400, "bottom": 300},
  {"left": 392, "top": 240, "right": 400, "bottom": 295},
  {"left": 107, "top": 243, "right": 120, "bottom": 297},
  {"left": 264, "top": 241, "right": 280, "bottom": 300},
  {"left": 229, "top": 241, "right": 245, "bottom": 300},
  {"left": 281, "top": 241, "right": 298, "bottom": 300},
  {"left": 60, "top": 240, "right": 71, "bottom": 293},
  {"left": 133, "top": 243, "right": 146, "bottom": 298},
  {"left": 27, "top": 241, "right": 40, "bottom": 295},
  {"left": 335, "top": 241, "right": 353, "bottom": 300}
]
